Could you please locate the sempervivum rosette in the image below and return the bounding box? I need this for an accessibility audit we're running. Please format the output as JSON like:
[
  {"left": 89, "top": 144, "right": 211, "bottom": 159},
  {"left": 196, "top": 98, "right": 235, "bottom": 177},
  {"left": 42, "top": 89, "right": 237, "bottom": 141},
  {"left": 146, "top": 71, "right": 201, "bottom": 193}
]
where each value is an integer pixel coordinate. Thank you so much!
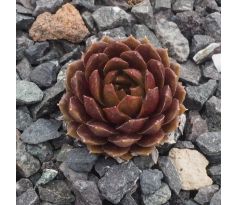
[{"left": 59, "top": 36, "right": 186, "bottom": 160}]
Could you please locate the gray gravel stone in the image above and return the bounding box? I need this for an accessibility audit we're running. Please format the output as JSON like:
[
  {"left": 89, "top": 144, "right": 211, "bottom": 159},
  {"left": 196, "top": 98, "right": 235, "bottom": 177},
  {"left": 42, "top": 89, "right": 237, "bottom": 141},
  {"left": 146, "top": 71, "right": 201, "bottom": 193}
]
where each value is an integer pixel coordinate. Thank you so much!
[
  {"left": 131, "top": 0, "right": 154, "bottom": 29},
  {"left": 16, "top": 34, "right": 34, "bottom": 61},
  {"left": 66, "top": 147, "right": 98, "bottom": 172},
  {"left": 194, "top": 185, "right": 219, "bottom": 204},
  {"left": 59, "top": 162, "right": 87, "bottom": 183},
  {"left": 17, "top": 3, "right": 33, "bottom": 15},
  {"left": 184, "top": 111, "right": 208, "bottom": 142},
  {"left": 159, "top": 156, "right": 182, "bottom": 194},
  {"left": 184, "top": 79, "right": 217, "bottom": 110},
  {"left": 204, "top": 96, "right": 221, "bottom": 131},
  {"left": 56, "top": 144, "right": 73, "bottom": 162},
  {"left": 133, "top": 155, "right": 155, "bottom": 170},
  {"left": 26, "top": 142, "right": 54, "bottom": 162},
  {"left": 59, "top": 47, "right": 81, "bottom": 65},
  {"left": 180, "top": 60, "right": 201, "bottom": 85},
  {"left": 17, "top": 0, "right": 35, "bottom": 10},
  {"left": 94, "top": 157, "right": 117, "bottom": 177},
  {"left": 31, "top": 80, "right": 65, "bottom": 118},
  {"left": 17, "top": 72, "right": 21, "bottom": 80},
  {"left": 73, "top": 180, "right": 102, "bottom": 205},
  {"left": 132, "top": 24, "right": 161, "bottom": 48},
  {"left": 98, "top": 27, "right": 126, "bottom": 40},
  {"left": 212, "top": 53, "right": 221, "bottom": 72},
  {"left": 202, "top": 61, "right": 220, "bottom": 80},
  {"left": 204, "top": 12, "right": 221, "bottom": 41},
  {"left": 140, "top": 169, "right": 163, "bottom": 195},
  {"left": 36, "top": 169, "right": 58, "bottom": 187},
  {"left": 174, "top": 140, "right": 195, "bottom": 149},
  {"left": 155, "top": 18, "right": 189, "bottom": 62},
  {"left": 195, "top": 0, "right": 220, "bottom": 13},
  {"left": 210, "top": 189, "right": 221, "bottom": 205},
  {"left": 16, "top": 108, "right": 33, "bottom": 131},
  {"left": 142, "top": 183, "right": 171, "bottom": 205},
  {"left": 16, "top": 188, "right": 40, "bottom": 205},
  {"left": 16, "top": 80, "right": 44, "bottom": 105},
  {"left": 16, "top": 13, "right": 34, "bottom": 31},
  {"left": 16, "top": 138, "right": 41, "bottom": 177},
  {"left": 38, "top": 180, "right": 75, "bottom": 204},
  {"left": 16, "top": 178, "right": 33, "bottom": 196},
  {"left": 98, "top": 161, "right": 140, "bottom": 204},
  {"left": 193, "top": 43, "right": 221, "bottom": 64},
  {"left": 72, "top": 0, "right": 95, "bottom": 11},
  {"left": 172, "top": 0, "right": 195, "bottom": 12},
  {"left": 185, "top": 200, "right": 199, "bottom": 205},
  {"left": 25, "top": 42, "right": 50, "bottom": 65},
  {"left": 190, "top": 35, "right": 215, "bottom": 56},
  {"left": 21, "top": 118, "right": 61, "bottom": 144},
  {"left": 121, "top": 194, "right": 138, "bottom": 205},
  {"left": 29, "top": 61, "right": 60, "bottom": 88},
  {"left": 86, "top": 35, "right": 99, "bottom": 48},
  {"left": 36, "top": 47, "right": 63, "bottom": 65},
  {"left": 17, "top": 58, "right": 32, "bottom": 80},
  {"left": 33, "top": 0, "right": 64, "bottom": 16},
  {"left": 154, "top": 0, "right": 171, "bottom": 11},
  {"left": 207, "top": 164, "right": 221, "bottom": 185},
  {"left": 173, "top": 11, "right": 204, "bottom": 40},
  {"left": 92, "top": 6, "right": 134, "bottom": 30},
  {"left": 101, "top": 0, "right": 132, "bottom": 10},
  {"left": 82, "top": 11, "right": 96, "bottom": 33},
  {"left": 196, "top": 132, "right": 221, "bottom": 163}
]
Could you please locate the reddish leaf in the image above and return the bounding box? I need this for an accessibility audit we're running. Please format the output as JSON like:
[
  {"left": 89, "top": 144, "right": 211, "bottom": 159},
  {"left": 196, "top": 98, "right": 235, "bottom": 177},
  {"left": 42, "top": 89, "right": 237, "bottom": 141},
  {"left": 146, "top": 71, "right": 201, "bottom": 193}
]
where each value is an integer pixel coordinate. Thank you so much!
[
  {"left": 103, "top": 84, "right": 120, "bottom": 107},
  {"left": 157, "top": 85, "right": 172, "bottom": 114},
  {"left": 144, "top": 70, "right": 156, "bottom": 92},
  {"left": 58, "top": 93, "right": 72, "bottom": 121},
  {"left": 162, "top": 117, "right": 179, "bottom": 133},
  {"left": 104, "top": 57, "right": 129, "bottom": 74},
  {"left": 103, "top": 143, "right": 130, "bottom": 157},
  {"left": 66, "top": 121, "right": 79, "bottom": 138},
  {"left": 104, "top": 70, "right": 118, "bottom": 84},
  {"left": 137, "top": 130, "right": 165, "bottom": 147},
  {"left": 109, "top": 134, "right": 142, "bottom": 147},
  {"left": 164, "top": 68, "right": 178, "bottom": 96},
  {"left": 156, "top": 48, "right": 170, "bottom": 67},
  {"left": 89, "top": 70, "right": 103, "bottom": 105},
  {"left": 116, "top": 118, "right": 147, "bottom": 134},
  {"left": 174, "top": 83, "right": 186, "bottom": 103},
  {"left": 86, "top": 121, "right": 118, "bottom": 137},
  {"left": 130, "top": 145, "right": 155, "bottom": 156},
  {"left": 103, "top": 106, "right": 131, "bottom": 124},
  {"left": 130, "top": 86, "right": 144, "bottom": 96},
  {"left": 104, "top": 41, "right": 131, "bottom": 58},
  {"left": 122, "top": 35, "right": 141, "bottom": 50},
  {"left": 123, "top": 69, "right": 143, "bottom": 85},
  {"left": 136, "top": 44, "right": 161, "bottom": 62},
  {"left": 163, "top": 99, "right": 180, "bottom": 125}
]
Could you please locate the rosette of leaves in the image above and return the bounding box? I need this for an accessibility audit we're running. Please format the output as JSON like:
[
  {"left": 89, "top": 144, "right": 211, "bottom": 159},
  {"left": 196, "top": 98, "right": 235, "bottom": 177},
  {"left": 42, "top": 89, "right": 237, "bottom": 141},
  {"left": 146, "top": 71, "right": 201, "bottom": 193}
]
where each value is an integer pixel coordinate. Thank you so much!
[{"left": 59, "top": 36, "right": 186, "bottom": 160}]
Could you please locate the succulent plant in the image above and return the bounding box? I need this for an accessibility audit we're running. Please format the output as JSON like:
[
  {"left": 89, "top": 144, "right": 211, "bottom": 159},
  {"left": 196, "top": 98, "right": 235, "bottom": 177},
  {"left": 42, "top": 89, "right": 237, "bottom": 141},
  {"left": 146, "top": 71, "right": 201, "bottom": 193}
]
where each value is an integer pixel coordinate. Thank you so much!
[{"left": 59, "top": 36, "right": 187, "bottom": 160}]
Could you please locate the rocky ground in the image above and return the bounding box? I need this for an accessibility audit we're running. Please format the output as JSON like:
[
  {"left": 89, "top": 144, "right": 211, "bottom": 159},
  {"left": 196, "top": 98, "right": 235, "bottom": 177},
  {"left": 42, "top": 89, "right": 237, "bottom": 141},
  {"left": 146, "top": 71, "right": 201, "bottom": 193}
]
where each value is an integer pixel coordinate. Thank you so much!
[{"left": 16, "top": 0, "right": 221, "bottom": 204}]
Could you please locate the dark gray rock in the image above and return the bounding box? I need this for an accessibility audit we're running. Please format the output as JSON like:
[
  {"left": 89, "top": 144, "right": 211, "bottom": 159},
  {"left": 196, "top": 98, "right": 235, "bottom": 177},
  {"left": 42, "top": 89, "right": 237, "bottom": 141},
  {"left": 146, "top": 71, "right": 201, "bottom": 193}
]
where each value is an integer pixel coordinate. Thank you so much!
[
  {"left": 21, "top": 118, "right": 61, "bottom": 144},
  {"left": 29, "top": 61, "right": 60, "bottom": 88},
  {"left": 33, "top": 0, "right": 65, "bottom": 16},
  {"left": 140, "top": 169, "right": 163, "bottom": 195},
  {"left": 98, "top": 27, "right": 127, "bottom": 40},
  {"left": 25, "top": 42, "right": 49, "bottom": 65},
  {"left": 194, "top": 0, "right": 220, "bottom": 13},
  {"left": 17, "top": 72, "right": 21, "bottom": 80},
  {"left": 174, "top": 140, "right": 195, "bottom": 149},
  {"left": 154, "top": 0, "right": 171, "bottom": 11},
  {"left": 101, "top": 0, "right": 131, "bottom": 10},
  {"left": 94, "top": 157, "right": 117, "bottom": 177},
  {"left": 72, "top": 0, "right": 95, "bottom": 11},
  {"left": 26, "top": 142, "right": 54, "bottom": 162},
  {"left": 215, "top": 79, "right": 221, "bottom": 98},
  {"left": 16, "top": 178, "right": 33, "bottom": 196},
  {"left": 17, "top": 58, "right": 32, "bottom": 80},
  {"left": 59, "top": 40, "right": 78, "bottom": 53},
  {"left": 202, "top": 61, "right": 220, "bottom": 80},
  {"left": 120, "top": 194, "right": 138, "bottom": 205},
  {"left": 57, "top": 61, "right": 73, "bottom": 82},
  {"left": 184, "top": 111, "right": 208, "bottom": 142},
  {"left": 82, "top": 11, "right": 96, "bottom": 33},
  {"left": 16, "top": 108, "right": 33, "bottom": 131},
  {"left": 36, "top": 169, "right": 58, "bottom": 187},
  {"left": 16, "top": 138, "right": 41, "bottom": 177},
  {"left": 204, "top": 96, "right": 221, "bottom": 131},
  {"left": 66, "top": 147, "right": 98, "bottom": 172},
  {"left": 185, "top": 200, "right": 199, "bottom": 205},
  {"left": 210, "top": 189, "right": 221, "bottom": 205},
  {"left": 59, "top": 162, "right": 87, "bottom": 183},
  {"left": 56, "top": 144, "right": 73, "bottom": 162},
  {"left": 196, "top": 132, "right": 221, "bottom": 163},
  {"left": 142, "top": 183, "right": 171, "bottom": 205},
  {"left": 193, "top": 43, "right": 221, "bottom": 64},
  {"left": 133, "top": 156, "right": 155, "bottom": 170},
  {"left": 31, "top": 80, "right": 65, "bottom": 118},
  {"left": 131, "top": 0, "right": 154, "bottom": 29},
  {"left": 16, "top": 80, "right": 44, "bottom": 105},
  {"left": 36, "top": 47, "right": 63, "bottom": 65},
  {"left": 170, "top": 190, "right": 190, "bottom": 205},
  {"left": 172, "top": 0, "right": 195, "bottom": 12},
  {"left": 16, "top": 3, "right": 33, "bottom": 15},
  {"left": 208, "top": 164, "right": 221, "bottom": 185},
  {"left": 16, "top": 13, "right": 34, "bottom": 31},
  {"left": 154, "top": 8, "right": 174, "bottom": 20},
  {"left": 184, "top": 79, "right": 217, "bottom": 110},
  {"left": 204, "top": 12, "right": 221, "bottom": 41},
  {"left": 92, "top": 6, "right": 134, "bottom": 30},
  {"left": 16, "top": 188, "right": 40, "bottom": 205},
  {"left": 73, "top": 180, "right": 102, "bottom": 205},
  {"left": 17, "top": 0, "right": 35, "bottom": 10},
  {"left": 59, "top": 47, "right": 81, "bottom": 65},
  {"left": 190, "top": 35, "right": 215, "bottom": 56},
  {"left": 194, "top": 185, "right": 219, "bottom": 204},
  {"left": 29, "top": 172, "right": 42, "bottom": 186},
  {"left": 159, "top": 156, "right": 182, "bottom": 194},
  {"left": 16, "top": 34, "right": 34, "bottom": 61},
  {"left": 98, "top": 161, "right": 140, "bottom": 204},
  {"left": 173, "top": 11, "right": 204, "bottom": 40},
  {"left": 180, "top": 60, "right": 201, "bottom": 85},
  {"left": 155, "top": 18, "right": 189, "bottom": 62},
  {"left": 38, "top": 180, "right": 75, "bottom": 204},
  {"left": 132, "top": 24, "right": 161, "bottom": 48}
]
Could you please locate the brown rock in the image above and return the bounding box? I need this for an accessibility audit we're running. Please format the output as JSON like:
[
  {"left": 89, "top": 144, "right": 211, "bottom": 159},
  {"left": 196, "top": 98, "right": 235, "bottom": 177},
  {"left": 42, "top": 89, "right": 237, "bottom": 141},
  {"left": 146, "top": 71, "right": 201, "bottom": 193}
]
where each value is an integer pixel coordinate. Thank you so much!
[
  {"left": 169, "top": 148, "right": 212, "bottom": 190},
  {"left": 29, "top": 3, "right": 89, "bottom": 43}
]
